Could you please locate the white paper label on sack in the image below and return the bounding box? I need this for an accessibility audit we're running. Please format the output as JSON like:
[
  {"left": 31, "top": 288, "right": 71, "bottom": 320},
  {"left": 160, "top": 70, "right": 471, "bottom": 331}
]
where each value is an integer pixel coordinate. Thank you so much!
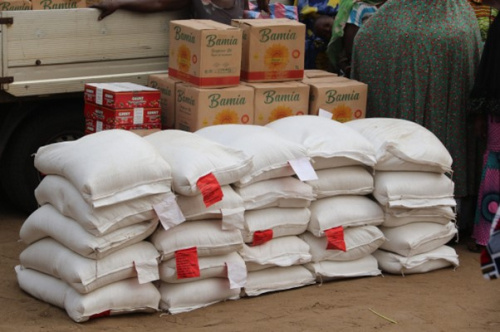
[
  {"left": 96, "top": 120, "right": 103, "bottom": 132},
  {"left": 221, "top": 207, "right": 245, "bottom": 231},
  {"left": 318, "top": 108, "right": 333, "bottom": 119},
  {"left": 289, "top": 157, "right": 318, "bottom": 181},
  {"left": 226, "top": 261, "right": 247, "bottom": 289},
  {"left": 133, "top": 108, "right": 144, "bottom": 125},
  {"left": 154, "top": 195, "right": 185, "bottom": 231},
  {"left": 134, "top": 258, "right": 159, "bottom": 284},
  {"left": 96, "top": 87, "right": 103, "bottom": 105}
]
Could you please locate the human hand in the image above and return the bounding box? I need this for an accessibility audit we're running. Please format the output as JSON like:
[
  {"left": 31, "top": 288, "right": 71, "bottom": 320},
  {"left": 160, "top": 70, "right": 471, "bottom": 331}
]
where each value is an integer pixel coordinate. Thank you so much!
[{"left": 90, "top": 0, "right": 120, "bottom": 21}]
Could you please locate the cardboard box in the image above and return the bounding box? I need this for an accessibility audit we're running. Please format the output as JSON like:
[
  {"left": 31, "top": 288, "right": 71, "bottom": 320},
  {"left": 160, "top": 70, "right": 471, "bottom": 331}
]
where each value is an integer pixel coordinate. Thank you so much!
[
  {"left": 244, "top": 81, "right": 310, "bottom": 126},
  {"left": 0, "top": 0, "right": 31, "bottom": 10},
  {"left": 303, "top": 69, "right": 338, "bottom": 79},
  {"left": 308, "top": 80, "right": 368, "bottom": 123},
  {"left": 32, "top": 0, "right": 86, "bottom": 9},
  {"left": 85, "top": 119, "right": 161, "bottom": 135},
  {"left": 175, "top": 83, "right": 254, "bottom": 132},
  {"left": 232, "top": 18, "right": 305, "bottom": 82},
  {"left": 302, "top": 76, "right": 350, "bottom": 84},
  {"left": 84, "top": 102, "right": 161, "bottom": 127},
  {"left": 84, "top": 82, "right": 161, "bottom": 109},
  {"left": 168, "top": 19, "right": 242, "bottom": 88},
  {"left": 147, "top": 74, "right": 182, "bottom": 130}
]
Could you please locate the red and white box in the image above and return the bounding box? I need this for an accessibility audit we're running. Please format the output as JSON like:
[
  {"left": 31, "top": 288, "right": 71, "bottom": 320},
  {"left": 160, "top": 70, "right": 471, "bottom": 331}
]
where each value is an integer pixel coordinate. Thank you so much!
[{"left": 84, "top": 82, "right": 161, "bottom": 109}]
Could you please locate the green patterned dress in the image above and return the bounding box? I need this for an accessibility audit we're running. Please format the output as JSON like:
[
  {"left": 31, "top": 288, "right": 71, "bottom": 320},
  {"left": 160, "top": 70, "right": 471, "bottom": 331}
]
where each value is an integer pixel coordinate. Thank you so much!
[{"left": 351, "top": 0, "right": 482, "bottom": 198}]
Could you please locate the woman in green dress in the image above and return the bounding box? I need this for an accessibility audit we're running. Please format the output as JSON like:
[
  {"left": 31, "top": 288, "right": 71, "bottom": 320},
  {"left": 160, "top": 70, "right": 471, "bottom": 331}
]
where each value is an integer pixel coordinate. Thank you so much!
[{"left": 350, "top": 0, "right": 482, "bottom": 213}]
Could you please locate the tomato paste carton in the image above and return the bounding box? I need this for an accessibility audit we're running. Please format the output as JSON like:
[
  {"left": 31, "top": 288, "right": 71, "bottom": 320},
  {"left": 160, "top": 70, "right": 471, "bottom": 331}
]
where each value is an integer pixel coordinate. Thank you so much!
[
  {"left": 32, "top": 0, "right": 86, "bottom": 9},
  {"left": 85, "top": 119, "right": 161, "bottom": 135},
  {"left": 84, "top": 103, "right": 161, "bottom": 128},
  {"left": 147, "top": 74, "right": 182, "bottom": 129},
  {"left": 0, "top": 0, "right": 31, "bottom": 10},
  {"left": 168, "top": 19, "right": 242, "bottom": 88},
  {"left": 243, "top": 81, "right": 310, "bottom": 125},
  {"left": 175, "top": 83, "right": 254, "bottom": 132},
  {"left": 308, "top": 79, "right": 367, "bottom": 123},
  {"left": 232, "top": 18, "right": 305, "bottom": 82},
  {"left": 84, "top": 82, "right": 161, "bottom": 109}
]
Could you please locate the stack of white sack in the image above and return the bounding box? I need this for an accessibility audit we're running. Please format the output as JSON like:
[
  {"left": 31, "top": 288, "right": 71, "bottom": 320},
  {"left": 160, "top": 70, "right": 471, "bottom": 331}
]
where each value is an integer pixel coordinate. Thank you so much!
[
  {"left": 16, "top": 129, "right": 174, "bottom": 322},
  {"left": 196, "top": 124, "right": 317, "bottom": 296},
  {"left": 346, "top": 118, "right": 460, "bottom": 275},
  {"left": 144, "top": 130, "right": 252, "bottom": 313},
  {"left": 267, "top": 116, "right": 384, "bottom": 281}
]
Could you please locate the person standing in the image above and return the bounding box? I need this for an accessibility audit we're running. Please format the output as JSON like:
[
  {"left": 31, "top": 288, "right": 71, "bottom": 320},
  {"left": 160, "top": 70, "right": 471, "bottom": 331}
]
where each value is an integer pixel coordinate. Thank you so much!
[
  {"left": 349, "top": 0, "right": 482, "bottom": 227},
  {"left": 469, "top": 0, "right": 500, "bottom": 253}
]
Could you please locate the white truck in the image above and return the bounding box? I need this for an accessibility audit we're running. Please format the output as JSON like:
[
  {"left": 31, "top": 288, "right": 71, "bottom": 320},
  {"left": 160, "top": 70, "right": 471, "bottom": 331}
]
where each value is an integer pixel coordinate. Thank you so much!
[{"left": 0, "top": 8, "right": 188, "bottom": 212}]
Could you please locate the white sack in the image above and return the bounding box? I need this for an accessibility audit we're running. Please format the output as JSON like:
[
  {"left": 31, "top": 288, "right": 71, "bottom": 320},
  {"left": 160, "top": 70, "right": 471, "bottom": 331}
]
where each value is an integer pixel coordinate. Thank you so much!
[
  {"left": 150, "top": 220, "right": 244, "bottom": 261},
  {"left": 305, "top": 254, "right": 382, "bottom": 281},
  {"left": 345, "top": 118, "right": 453, "bottom": 173},
  {"left": 144, "top": 129, "right": 253, "bottom": 196},
  {"left": 239, "top": 236, "right": 312, "bottom": 268},
  {"left": 195, "top": 124, "right": 309, "bottom": 186},
  {"left": 159, "top": 252, "right": 246, "bottom": 283},
  {"left": 308, "top": 195, "right": 384, "bottom": 236},
  {"left": 176, "top": 185, "right": 244, "bottom": 221},
  {"left": 34, "top": 129, "right": 172, "bottom": 208},
  {"left": 379, "top": 221, "right": 458, "bottom": 257},
  {"left": 373, "top": 245, "right": 459, "bottom": 275},
  {"left": 373, "top": 171, "right": 456, "bottom": 209},
  {"left": 300, "top": 226, "right": 386, "bottom": 262},
  {"left": 382, "top": 205, "right": 456, "bottom": 228},
  {"left": 243, "top": 265, "right": 316, "bottom": 297},
  {"left": 241, "top": 207, "right": 311, "bottom": 243},
  {"left": 234, "top": 177, "right": 315, "bottom": 210},
  {"left": 19, "top": 239, "right": 160, "bottom": 294},
  {"left": 159, "top": 278, "right": 240, "bottom": 314},
  {"left": 16, "top": 266, "right": 160, "bottom": 323},
  {"left": 265, "top": 115, "right": 377, "bottom": 169},
  {"left": 20, "top": 204, "right": 158, "bottom": 259},
  {"left": 306, "top": 166, "right": 374, "bottom": 199},
  {"left": 35, "top": 174, "right": 170, "bottom": 236}
]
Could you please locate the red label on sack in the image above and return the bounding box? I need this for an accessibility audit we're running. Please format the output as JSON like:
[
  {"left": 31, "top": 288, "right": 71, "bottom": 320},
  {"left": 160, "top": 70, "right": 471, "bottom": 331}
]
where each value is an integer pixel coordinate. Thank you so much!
[
  {"left": 325, "top": 226, "right": 346, "bottom": 251},
  {"left": 89, "top": 310, "right": 111, "bottom": 319},
  {"left": 175, "top": 247, "right": 200, "bottom": 279},
  {"left": 252, "top": 229, "right": 273, "bottom": 246},
  {"left": 196, "top": 173, "right": 223, "bottom": 207}
]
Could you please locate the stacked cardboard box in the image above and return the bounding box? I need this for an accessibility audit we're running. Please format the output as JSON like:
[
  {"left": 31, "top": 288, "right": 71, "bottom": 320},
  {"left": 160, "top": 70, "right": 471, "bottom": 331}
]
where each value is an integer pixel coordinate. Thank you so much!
[
  {"left": 0, "top": 0, "right": 31, "bottom": 10},
  {"left": 83, "top": 82, "right": 162, "bottom": 134}
]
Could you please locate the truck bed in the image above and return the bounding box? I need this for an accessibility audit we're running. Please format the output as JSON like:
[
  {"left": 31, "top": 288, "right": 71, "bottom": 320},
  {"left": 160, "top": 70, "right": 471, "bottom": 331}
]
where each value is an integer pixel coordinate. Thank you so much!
[{"left": 0, "top": 8, "right": 189, "bottom": 98}]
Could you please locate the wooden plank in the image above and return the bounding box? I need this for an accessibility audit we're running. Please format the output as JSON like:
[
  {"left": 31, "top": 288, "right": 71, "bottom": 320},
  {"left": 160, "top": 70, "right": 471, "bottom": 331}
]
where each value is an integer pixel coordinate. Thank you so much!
[{"left": 4, "top": 9, "right": 188, "bottom": 67}]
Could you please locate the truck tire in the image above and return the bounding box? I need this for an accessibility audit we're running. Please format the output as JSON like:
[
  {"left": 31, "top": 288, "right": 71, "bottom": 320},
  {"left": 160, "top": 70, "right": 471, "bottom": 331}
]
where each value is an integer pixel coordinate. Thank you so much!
[{"left": 0, "top": 104, "right": 85, "bottom": 214}]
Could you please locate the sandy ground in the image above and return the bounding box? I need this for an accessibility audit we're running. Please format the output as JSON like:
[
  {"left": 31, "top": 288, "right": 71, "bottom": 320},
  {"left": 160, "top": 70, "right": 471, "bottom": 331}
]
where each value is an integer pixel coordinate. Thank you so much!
[{"left": 1, "top": 202, "right": 500, "bottom": 332}]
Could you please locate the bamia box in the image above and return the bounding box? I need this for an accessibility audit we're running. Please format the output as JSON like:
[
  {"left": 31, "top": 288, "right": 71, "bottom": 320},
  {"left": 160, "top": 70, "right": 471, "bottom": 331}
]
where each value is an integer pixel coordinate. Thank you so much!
[
  {"left": 232, "top": 18, "right": 305, "bottom": 82},
  {"left": 147, "top": 74, "right": 182, "bottom": 129},
  {"left": 0, "top": 0, "right": 31, "bottom": 10},
  {"left": 175, "top": 83, "right": 254, "bottom": 132},
  {"left": 302, "top": 76, "right": 349, "bottom": 84},
  {"left": 84, "top": 103, "right": 161, "bottom": 127},
  {"left": 244, "top": 81, "right": 310, "bottom": 126},
  {"left": 84, "top": 82, "right": 161, "bottom": 109},
  {"left": 32, "top": 0, "right": 86, "bottom": 9},
  {"left": 168, "top": 19, "right": 242, "bottom": 88},
  {"left": 308, "top": 80, "right": 367, "bottom": 123},
  {"left": 303, "top": 69, "right": 338, "bottom": 79}
]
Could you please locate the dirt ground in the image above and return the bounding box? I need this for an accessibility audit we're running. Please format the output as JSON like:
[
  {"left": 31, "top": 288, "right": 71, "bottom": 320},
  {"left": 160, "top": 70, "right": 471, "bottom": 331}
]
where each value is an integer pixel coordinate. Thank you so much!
[{"left": 1, "top": 202, "right": 499, "bottom": 332}]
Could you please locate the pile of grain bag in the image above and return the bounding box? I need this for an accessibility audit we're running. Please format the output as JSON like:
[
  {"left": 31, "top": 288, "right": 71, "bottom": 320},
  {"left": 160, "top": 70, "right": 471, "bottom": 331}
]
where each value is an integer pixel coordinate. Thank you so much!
[
  {"left": 346, "top": 118, "right": 459, "bottom": 275},
  {"left": 267, "top": 116, "right": 384, "bottom": 281},
  {"left": 16, "top": 129, "right": 174, "bottom": 322},
  {"left": 144, "top": 130, "right": 252, "bottom": 313},
  {"left": 196, "top": 125, "right": 317, "bottom": 296}
]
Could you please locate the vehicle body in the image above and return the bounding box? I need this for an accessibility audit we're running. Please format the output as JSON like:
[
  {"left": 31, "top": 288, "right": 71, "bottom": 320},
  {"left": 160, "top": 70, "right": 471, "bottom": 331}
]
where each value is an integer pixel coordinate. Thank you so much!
[{"left": 0, "top": 8, "right": 188, "bottom": 213}]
